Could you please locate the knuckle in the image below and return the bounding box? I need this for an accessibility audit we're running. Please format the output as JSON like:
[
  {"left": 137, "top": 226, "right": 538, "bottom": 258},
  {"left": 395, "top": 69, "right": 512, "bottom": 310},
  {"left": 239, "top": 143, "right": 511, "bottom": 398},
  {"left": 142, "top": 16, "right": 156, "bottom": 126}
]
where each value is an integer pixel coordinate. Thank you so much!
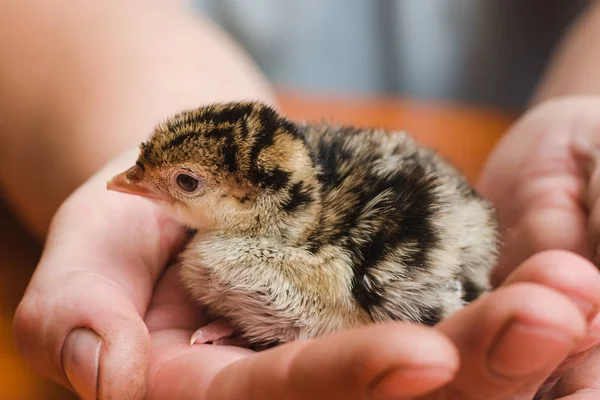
[
  {"left": 13, "top": 288, "right": 44, "bottom": 347},
  {"left": 11, "top": 287, "right": 58, "bottom": 378}
]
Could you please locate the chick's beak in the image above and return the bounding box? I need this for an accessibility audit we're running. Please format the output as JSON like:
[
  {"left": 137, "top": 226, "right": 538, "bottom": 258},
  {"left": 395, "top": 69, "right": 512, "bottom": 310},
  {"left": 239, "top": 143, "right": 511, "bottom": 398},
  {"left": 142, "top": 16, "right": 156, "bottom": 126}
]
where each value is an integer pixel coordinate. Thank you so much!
[{"left": 107, "top": 165, "right": 169, "bottom": 202}]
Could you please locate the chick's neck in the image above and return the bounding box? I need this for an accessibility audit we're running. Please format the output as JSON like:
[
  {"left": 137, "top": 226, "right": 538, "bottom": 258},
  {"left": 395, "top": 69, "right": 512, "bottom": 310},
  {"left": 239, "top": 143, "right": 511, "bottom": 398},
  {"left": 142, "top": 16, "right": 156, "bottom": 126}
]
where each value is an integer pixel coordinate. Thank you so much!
[
  {"left": 262, "top": 184, "right": 323, "bottom": 245},
  {"left": 215, "top": 173, "right": 324, "bottom": 246}
]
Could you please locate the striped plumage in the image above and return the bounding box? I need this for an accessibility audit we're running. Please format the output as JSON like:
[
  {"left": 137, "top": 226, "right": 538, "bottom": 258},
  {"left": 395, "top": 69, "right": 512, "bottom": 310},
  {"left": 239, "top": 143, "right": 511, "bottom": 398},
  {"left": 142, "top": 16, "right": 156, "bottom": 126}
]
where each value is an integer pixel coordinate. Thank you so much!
[{"left": 122, "top": 101, "right": 499, "bottom": 347}]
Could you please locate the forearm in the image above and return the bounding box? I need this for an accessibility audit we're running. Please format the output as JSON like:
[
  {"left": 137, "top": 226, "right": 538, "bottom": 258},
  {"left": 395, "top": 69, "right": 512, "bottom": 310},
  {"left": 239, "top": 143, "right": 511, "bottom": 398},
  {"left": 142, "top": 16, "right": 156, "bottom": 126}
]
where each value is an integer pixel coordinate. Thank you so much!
[
  {"left": 532, "top": 1, "right": 600, "bottom": 103},
  {"left": 0, "top": 0, "right": 274, "bottom": 238}
]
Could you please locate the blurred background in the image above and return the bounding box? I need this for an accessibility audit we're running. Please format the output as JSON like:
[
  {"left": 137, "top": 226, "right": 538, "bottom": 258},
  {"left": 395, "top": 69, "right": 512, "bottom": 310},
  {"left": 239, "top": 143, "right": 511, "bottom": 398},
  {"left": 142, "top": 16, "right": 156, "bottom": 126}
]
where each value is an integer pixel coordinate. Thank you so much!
[
  {"left": 1, "top": 1, "right": 591, "bottom": 398},
  {"left": 191, "top": 0, "right": 587, "bottom": 109}
]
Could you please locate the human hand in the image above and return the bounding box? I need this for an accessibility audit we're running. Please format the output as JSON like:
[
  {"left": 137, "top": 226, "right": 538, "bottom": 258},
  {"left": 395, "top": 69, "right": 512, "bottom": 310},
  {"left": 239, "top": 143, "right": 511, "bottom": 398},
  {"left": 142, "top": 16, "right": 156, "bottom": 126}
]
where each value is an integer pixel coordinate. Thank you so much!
[
  {"left": 12, "top": 146, "right": 600, "bottom": 400},
  {"left": 12, "top": 150, "right": 463, "bottom": 400},
  {"left": 477, "top": 96, "right": 600, "bottom": 398}
]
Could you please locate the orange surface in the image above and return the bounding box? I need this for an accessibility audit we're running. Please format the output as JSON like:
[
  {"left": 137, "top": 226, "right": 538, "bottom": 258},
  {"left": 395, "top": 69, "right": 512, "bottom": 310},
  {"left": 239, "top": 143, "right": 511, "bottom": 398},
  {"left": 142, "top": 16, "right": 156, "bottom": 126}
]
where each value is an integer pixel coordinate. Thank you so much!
[
  {"left": 0, "top": 92, "right": 518, "bottom": 399},
  {"left": 277, "top": 90, "right": 519, "bottom": 183}
]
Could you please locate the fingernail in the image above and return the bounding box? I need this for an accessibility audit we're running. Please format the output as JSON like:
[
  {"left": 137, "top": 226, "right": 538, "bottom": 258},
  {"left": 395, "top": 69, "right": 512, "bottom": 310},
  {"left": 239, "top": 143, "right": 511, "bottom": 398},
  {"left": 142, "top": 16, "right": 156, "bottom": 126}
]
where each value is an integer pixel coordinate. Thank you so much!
[
  {"left": 488, "top": 320, "right": 575, "bottom": 378},
  {"left": 369, "top": 366, "right": 454, "bottom": 400},
  {"left": 62, "top": 327, "right": 101, "bottom": 400}
]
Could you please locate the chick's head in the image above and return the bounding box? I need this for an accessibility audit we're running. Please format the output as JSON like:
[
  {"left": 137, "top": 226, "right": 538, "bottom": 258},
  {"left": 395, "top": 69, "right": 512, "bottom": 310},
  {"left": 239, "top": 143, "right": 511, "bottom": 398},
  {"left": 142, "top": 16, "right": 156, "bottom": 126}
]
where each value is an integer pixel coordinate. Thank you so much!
[{"left": 107, "top": 101, "right": 316, "bottom": 232}]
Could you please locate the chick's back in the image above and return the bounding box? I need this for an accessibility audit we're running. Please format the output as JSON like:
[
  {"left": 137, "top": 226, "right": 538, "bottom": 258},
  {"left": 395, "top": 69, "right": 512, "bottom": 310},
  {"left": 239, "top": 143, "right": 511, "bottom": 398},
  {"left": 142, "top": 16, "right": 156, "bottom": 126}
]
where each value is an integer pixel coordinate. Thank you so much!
[{"left": 296, "top": 123, "right": 499, "bottom": 324}]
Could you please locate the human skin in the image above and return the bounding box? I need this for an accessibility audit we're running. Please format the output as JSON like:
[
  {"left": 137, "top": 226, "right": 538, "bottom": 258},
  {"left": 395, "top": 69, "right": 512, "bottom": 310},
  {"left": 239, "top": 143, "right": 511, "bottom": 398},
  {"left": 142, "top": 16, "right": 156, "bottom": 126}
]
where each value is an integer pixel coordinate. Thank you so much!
[
  {"left": 477, "top": 97, "right": 600, "bottom": 399},
  {"left": 4, "top": 1, "right": 600, "bottom": 399},
  {"left": 477, "top": 3, "right": 600, "bottom": 395}
]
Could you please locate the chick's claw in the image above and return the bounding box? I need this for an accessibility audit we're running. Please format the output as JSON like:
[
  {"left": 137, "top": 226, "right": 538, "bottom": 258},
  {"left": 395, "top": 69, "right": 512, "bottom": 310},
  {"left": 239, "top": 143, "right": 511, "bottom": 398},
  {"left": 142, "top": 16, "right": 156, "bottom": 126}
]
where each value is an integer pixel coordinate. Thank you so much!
[{"left": 189, "top": 319, "right": 236, "bottom": 345}]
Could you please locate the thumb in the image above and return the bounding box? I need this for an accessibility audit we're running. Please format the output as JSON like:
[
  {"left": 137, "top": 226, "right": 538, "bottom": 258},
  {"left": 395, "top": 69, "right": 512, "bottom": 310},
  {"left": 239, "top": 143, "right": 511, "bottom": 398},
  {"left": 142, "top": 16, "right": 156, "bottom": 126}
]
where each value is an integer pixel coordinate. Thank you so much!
[
  {"left": 61, "top": 324, "right": 151, "bottom": 400},
  {"left": 14, "top": 266, "right": 153, "bottom": 400},
  {"left": 61, "top": 328, "right": 102, "bottom": 400},
  {"left": 13, "top": 149, "right": 188, "bottom": 399}
]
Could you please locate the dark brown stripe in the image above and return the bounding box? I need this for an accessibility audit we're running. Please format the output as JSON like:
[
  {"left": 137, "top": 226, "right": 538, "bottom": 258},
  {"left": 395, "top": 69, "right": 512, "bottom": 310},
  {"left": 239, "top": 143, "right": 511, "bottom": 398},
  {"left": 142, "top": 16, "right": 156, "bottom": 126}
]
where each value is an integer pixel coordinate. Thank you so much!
[
  {"left": 257, "top": 168, "right": 291, "bottom": 191},
  {"left": 281, "top": 181, "right": 314, "bottom": 212},
  {"left": 460, "top": 275, "right": 484, "bottom": 303},
  {"left": 200, "top": 103, "right": 256, "bottom": 125},
  {"left": 419, "top": 305, "right": 443, "bottom": 326},
  {"left": 163, "top": 131, "right": 200, "bottom": 150},
  {"left": 222, "top": 142, "right": 238, "bottom": 172},
  {"left": 343, "top": 164, "right": 440, "bottom": 314},
  {"left": 248, "top": 107, "right": 278, "bottom": 168}
]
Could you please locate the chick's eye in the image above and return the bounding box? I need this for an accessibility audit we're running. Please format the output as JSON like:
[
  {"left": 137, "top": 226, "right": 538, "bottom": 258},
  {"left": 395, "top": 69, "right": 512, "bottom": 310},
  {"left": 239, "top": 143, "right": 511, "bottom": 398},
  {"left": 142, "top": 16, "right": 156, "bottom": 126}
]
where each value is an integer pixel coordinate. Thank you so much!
[{"left": 176, "top": 174, "right": 199, "bottom": 192}]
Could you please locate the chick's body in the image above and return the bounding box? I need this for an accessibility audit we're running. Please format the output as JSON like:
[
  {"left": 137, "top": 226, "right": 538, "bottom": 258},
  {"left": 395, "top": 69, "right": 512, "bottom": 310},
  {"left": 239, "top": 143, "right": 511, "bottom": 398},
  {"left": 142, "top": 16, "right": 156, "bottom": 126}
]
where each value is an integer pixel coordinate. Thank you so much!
[{"left": 112, "top": 101, "right": 499, "bottom": 347}]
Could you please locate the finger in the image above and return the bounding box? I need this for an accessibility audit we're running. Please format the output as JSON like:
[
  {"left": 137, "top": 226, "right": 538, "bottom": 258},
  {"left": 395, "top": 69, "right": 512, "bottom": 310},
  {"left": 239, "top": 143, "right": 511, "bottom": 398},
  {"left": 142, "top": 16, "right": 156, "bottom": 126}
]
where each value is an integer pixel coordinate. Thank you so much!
[
  {"left": 144, "top": 265, "right": 205, "bottom": 333},
  {"left": 434, "top": 282, "right": 586, "bottom": 400},
  {"left": 547, "top": 345, "right": 600, "bottom": 399},
  {"left": 147, "top": 330, "right": 252, "bottom": 400},
  {"left": 13, "top": 150, "right": 188, "bottom": 399},
  {"left": 147, "top": 323, "right": 458, "bottom": 400},
  {"left": 572, "top": 133, "right": 600, "bottom": 270},
  {"left": 500, "top": 250, "right": 600, "bottom": 397},
  {"left": 207, "top": 323, "right": 458, "bottom": 400},
  {"left": 502, "top": 251, "right": 600, "bottom": 347},
  {"left": 144, "top": 265, "right": 253, "bottom": 400},
  {"left": 552, "top": 392, "right": 600, "bottom": 400},
  {"left": 571, "top": 133, "right": 600, "bottom": 267},
  {"left": 502, "top": 250, "right": 600, "bottom": 322},
  {"left": 476, "top": 98, "right": 593, "bottom": 285},
  {"left": 490, "top": 186, "right": 589, "bottom": 286}
]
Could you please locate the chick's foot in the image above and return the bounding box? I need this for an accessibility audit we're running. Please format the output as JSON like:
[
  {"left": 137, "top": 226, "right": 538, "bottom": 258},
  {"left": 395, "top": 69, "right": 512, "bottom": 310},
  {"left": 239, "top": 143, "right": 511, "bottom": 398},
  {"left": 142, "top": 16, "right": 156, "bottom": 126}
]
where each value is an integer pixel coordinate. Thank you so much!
[{"left": 190, "top": 319, "right": 244, "bottom": 346}]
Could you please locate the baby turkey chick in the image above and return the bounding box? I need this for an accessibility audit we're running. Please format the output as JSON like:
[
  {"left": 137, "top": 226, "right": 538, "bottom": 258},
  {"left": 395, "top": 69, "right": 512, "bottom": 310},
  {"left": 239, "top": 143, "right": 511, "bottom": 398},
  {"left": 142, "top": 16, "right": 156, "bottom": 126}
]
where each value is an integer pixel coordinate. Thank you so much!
[{"left": 107, "top": 101, "right": 499, "bottom": 348}]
